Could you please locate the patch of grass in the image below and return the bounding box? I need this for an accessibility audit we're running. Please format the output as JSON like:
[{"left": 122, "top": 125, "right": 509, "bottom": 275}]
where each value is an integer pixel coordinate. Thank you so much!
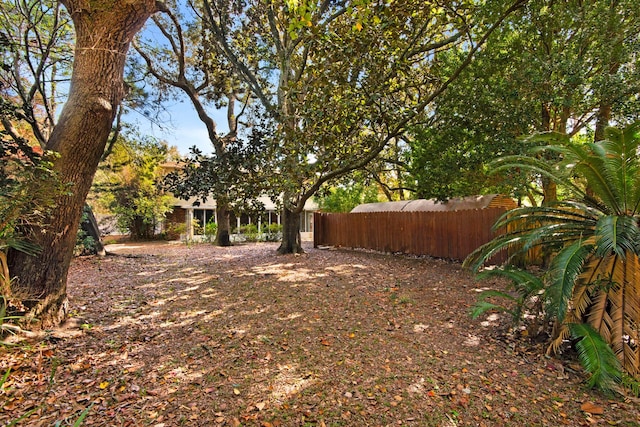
[
  {"left": 398, "top": 295, "right": 414, "bottom": 305},
  {"left": 105, "top": 339, "right": 119, "bottom": 349}
]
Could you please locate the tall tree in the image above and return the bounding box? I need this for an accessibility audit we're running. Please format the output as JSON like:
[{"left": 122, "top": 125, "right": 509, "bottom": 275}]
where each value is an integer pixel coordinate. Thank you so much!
[
  {"left": 405, "top": 0, "right": 640, "bottom": 203},
  {"left": 132, "top": 4, "right": 256, "bottom": 246},
  {"left": 8, "top": 0, "right": 160, "bottom": 327},
  {"left": 162, "top": 118, "right": 274, "bottom": 236},
  {"left": 202, "top": 0, "right": 527, "bottom": 254},
  {"left": 405, "top": 43, "right": 538, "bottom": 202},
  {"left": 91, "top": 134, "right": 174, "bottom": 240},
  {"left": 0, "top": 0, "right": 74, "bottom": 147}
]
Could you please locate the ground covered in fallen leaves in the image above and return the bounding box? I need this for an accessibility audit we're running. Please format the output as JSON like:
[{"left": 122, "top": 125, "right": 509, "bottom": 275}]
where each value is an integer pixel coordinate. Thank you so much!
[{"left": 1, "top": 241, "right": 639, "bottom": 426}]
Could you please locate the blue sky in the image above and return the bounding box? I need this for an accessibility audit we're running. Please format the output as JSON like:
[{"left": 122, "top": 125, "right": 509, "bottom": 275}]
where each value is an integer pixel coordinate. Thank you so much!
[
  {"left": 126, "top": 96, "right": 229, "bottom": 156},
  {"left": 126, "top": 10, "right": 228, "bottom": 157}
]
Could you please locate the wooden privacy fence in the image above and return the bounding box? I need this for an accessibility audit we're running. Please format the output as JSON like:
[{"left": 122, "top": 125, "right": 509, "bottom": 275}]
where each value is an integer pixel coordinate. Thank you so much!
[{"left": 313, "top": 208, "right": 508, "bottom": 263}]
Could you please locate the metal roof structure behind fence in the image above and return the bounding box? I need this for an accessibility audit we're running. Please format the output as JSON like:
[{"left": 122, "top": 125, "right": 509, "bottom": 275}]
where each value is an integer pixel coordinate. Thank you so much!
[{"left": 350, "top": 194, "right": 516, "bottom": 213}]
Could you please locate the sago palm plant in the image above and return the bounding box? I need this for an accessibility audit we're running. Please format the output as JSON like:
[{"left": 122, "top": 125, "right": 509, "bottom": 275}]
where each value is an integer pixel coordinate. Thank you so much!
[{"left": 465, "top": 121, "right": 640, "bottom": 391}]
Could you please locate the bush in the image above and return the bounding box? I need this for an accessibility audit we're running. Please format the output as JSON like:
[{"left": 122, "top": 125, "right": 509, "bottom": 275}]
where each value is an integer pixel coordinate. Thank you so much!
[
  {"left": 263, "top": 223, "right": 282, "bottom": 242},
  {"left": 1, "top": 118, "right": 65, "bottom": 300},
  {"left": 238, "top": 224, "right": 259, "bottom": 242},
  {"left": 74, "top": 208, "right": 98, "bottom": 256},
  {"left": 204, "top": 221, "right": 218, "bottom": 242},
  {"left": 465, "top": 122, "right": 640, "bottom": 393},
  {"left": 162, "top": 222, "right": 186, "bottom": 241}
]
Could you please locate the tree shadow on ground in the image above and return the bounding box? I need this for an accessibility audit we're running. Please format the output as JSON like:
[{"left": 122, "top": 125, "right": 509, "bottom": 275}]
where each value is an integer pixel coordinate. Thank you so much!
[{"left": 1, "top": 242, "right": 638, "bottom": 426}]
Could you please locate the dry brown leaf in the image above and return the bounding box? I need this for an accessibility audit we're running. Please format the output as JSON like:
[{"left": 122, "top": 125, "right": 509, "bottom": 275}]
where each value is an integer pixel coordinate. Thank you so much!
[
  {"left": 3, "top": 242, "right": 637, "bottom": 427},
  {"left": 580, "top": 402, "right": 604, "bottom": 415}
]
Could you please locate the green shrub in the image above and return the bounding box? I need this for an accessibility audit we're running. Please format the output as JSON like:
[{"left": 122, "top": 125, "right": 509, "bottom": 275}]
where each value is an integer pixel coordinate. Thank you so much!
[
  {"left": 204, "top": 221, "right": 218, "bottom": 242},
  {"left": 162, "top": 222, "right": 186, "bottom": 240},
  {"left": 465, "top": 122, "right": 640, "bottom": 393},
  {"left": 74, "top": 209, "right": 98, "bottom": 256},
  {"left": 263, "top": 223, "right": 282, "bottom": 242},
  {"left": 238, "top": 224, "right": 259, "bottom": 242}
]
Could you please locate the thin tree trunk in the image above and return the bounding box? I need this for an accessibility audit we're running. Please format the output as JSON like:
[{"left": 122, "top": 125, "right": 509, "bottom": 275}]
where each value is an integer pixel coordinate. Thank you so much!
[
  {"left": 542, "top": 180, "right": 557, "bottom": 206},
  {"left": 0, "top": 252, "right": 11, "bottom": 298},
  {"left": 585, "top": 103, "right": 612, "bottom": 200},
  {"left": 80, "top": 204, "right": 105, "bottom": 256},
  {"left": 7, "top": 0, "right": 158, "bottom": 327},
  {"left": 594, "top": 103, "right": 611, "bottom": 143},
  {"left": 131, "top": 216, "right": 154, "bottom": 240}
]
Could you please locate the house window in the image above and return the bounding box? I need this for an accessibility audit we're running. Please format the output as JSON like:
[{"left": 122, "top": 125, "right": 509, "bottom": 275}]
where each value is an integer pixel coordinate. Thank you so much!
[{"left": 193, "top": 209, "right": 216, "bottom": 235}]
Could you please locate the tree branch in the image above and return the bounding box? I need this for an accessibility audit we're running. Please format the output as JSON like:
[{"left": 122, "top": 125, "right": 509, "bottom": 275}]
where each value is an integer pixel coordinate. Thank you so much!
[{"left": 201, "top": 0, "right": 274, "bottom": 112}]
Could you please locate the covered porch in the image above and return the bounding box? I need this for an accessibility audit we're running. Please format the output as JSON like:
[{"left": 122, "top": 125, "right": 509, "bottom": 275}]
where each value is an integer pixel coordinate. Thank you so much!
[{"left": 165, "top": 195, "right": 317, "bottom": 242}]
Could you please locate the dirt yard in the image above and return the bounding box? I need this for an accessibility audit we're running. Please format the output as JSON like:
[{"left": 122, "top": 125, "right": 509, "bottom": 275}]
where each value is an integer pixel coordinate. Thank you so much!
[{"left": 1, "top": 241, "right": 639, "bottom": 426}]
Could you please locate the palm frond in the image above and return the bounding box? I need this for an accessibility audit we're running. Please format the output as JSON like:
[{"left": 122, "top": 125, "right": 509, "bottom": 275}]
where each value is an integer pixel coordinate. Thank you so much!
[
  {"left": 533, "top": 142, "right": 616, "bottom": 208},
  {"left": 604, "top": 121, "right": 640, "bottom": 162},
  {"left": 551, "top": 200, "right": 604, "bottom": 218},
  {"left": 607, "top": 257, "right": 625, "bottom": 357},
  {"left": 547, "top": 322, "right": 571, "bottom": 356},
  {"left": 464, "top": 203, "right": 599, "bottom": 271},
  {"left": 494, "top": 205, "right": 599, "bottom": 235},
  {"left": 622, "top": 335, "right": 640, "bottom": 379},
  {"left": 571, "top": 281, "right": 592, "bottom": 323},
  {"left": 463, "top": 233, "right": 526, "bottom": 271},
  {"left": 490, "top": 154, "right": 585, "bottom": 198},
  {"left": 546, "top": 241, "right": 592, "bottom": 323},
  {"left": 476, "top": 289, "right": 519, "bottom": 301},
  {"left": 630, "top": 171, "right": 640, "bottom": 215},
  {"left": 610, "top": 121, "right": 640, "bottom": 215},
  {"left": 0, "top": 237, "right": 41, "bottom": 256},
  {"left": 619, "top": 254, "right": 640, "bottom": 377},
  {"left": 471, "top": 273, "right": 545, "bottom": 327},
  {"left": 594, "top": 216, "right": 640, "bottom": 259},
  {"left": 600, "top": 154, "right": 634, "bottom": 213},
  {"left": 523, "top": 131, "right": 571, "bottom": 146},
  {"left": 470, "top": 300, "right": 515, "bottom": 320},
  {"left": 582, "top": 256, "right": 615, "bottom": 331},
  {"left": 600, "top": 310, "right": 615, "bottom": 345},
  {"left": 477, "top": 267, "right": 544, "bottom": 295},
  {"left": 591, "top": 122, "right": 640, "bottom": 215},
  {"left": 621, "top": 373, "right": 640, "bottom": 397},
  {"left": 571, "top": 152, "right": 622, "bottom": 213},
  {"left": 570, "top": 323, "right": 622, "bottom": 393}
]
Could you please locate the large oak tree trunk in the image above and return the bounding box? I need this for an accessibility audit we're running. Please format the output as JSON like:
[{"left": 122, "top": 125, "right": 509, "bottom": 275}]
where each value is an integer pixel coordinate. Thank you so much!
[
  {"left": 215, "top": 203, "right": 232, "bottom": 247},
  {"left": 8, "top": 0, "right": 158, "bottom": 327},
  {"left": 277, "top": 206, "right": 303, "bottom": 254}
]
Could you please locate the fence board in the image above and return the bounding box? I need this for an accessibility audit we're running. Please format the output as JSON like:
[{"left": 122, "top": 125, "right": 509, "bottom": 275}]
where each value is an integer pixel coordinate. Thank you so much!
[{"left": 314, "top": 208, "right": 507, "bottom": 263}]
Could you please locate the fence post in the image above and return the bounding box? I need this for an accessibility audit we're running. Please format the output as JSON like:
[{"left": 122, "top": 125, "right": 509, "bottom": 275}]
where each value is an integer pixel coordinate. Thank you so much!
[{"left": 313, "top": 212, "right": 321, "bottom": 248}]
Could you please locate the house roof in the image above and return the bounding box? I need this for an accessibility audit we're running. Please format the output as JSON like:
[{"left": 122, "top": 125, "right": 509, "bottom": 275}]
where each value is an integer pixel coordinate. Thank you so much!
[
  {"left": 350, "top": 194, "right": 516, "bottom": 213},
  {"left": 161, "top": 162, "right": 319, "bottom": 212},
  {"left": 171, "top": 195, "right": 319, "bottom": 212}
]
